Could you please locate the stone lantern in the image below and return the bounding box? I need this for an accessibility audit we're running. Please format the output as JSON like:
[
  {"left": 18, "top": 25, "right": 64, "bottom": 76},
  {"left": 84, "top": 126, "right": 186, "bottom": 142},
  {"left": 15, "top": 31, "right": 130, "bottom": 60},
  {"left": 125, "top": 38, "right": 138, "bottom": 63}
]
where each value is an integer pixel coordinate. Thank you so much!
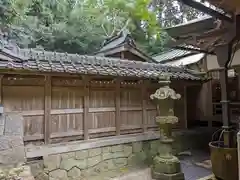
[{"left": 150, "top": 76, "right": 184, "bottom": 180}]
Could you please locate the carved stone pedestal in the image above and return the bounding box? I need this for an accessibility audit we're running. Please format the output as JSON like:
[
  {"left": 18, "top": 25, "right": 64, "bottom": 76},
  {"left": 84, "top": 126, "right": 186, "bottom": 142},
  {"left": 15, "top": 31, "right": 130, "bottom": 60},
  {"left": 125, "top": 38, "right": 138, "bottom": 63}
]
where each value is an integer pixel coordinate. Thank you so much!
[{"left": 150, "top": 82, "right": 184, "bottom": 180}]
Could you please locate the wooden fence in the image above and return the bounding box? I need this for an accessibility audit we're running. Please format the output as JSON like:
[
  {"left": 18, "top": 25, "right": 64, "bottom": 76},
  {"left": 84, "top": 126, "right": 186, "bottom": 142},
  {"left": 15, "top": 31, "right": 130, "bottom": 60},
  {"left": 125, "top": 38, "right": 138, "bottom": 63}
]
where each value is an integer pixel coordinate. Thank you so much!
[{"left": 1, "top": 74, "right": 164, "bottom": 144}]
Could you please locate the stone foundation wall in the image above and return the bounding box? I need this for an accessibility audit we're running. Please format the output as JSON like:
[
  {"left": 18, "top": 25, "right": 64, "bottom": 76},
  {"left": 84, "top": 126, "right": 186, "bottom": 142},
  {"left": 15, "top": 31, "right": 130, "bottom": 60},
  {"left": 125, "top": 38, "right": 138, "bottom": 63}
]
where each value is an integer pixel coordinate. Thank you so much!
[
  {"left": 0, "top": 112, "right": 35, "bottom": 180},
  {"left": 30, "top": 140, "right": 160, "bottom": 180},
  {"left": 27, "top": 128, "right": 213, "bottom": 180}
]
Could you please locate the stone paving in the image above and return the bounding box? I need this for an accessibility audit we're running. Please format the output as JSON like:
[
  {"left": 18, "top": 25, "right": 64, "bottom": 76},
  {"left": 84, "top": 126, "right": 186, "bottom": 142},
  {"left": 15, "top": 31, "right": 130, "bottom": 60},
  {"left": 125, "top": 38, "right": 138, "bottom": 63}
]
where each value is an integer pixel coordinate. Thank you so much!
[
  {"left": 180, "top": 151, "right": 212, "bottom": 180},
  {"left": 108, "top": 150, "right": 213, "bottom": 180}
]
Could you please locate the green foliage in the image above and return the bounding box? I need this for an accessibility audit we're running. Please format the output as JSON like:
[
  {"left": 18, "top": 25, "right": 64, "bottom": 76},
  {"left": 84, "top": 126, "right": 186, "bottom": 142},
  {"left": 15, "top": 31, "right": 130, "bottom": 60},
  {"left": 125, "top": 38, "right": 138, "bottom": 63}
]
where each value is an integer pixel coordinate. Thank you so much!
[
  {"left": 0, "top": 0, "right": 163, "bottom": 55},
  {"left": 1, "top": 0, "right": 200, "bottom": 55}
]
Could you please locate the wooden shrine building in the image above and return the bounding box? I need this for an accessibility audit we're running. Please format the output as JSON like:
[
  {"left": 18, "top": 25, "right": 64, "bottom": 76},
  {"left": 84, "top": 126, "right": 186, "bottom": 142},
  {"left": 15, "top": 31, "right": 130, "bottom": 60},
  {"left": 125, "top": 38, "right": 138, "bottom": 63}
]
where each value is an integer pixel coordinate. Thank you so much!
[{"left": 0, "top": 33, "right": 204, "bottom": 147}]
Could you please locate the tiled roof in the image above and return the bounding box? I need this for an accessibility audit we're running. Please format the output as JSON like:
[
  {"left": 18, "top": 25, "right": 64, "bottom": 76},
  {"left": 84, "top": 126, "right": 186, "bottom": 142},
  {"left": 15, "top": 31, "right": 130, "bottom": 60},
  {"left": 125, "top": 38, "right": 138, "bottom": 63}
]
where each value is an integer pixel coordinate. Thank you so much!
[
  {"left": 0, "top": 41, "right": 204, "bottom": 80},
  {"left": 98, "top": 29, "right": 136, "bottom": 53},
  {"left": 153, "top": 48, "right": 194, "bottom": 63}
]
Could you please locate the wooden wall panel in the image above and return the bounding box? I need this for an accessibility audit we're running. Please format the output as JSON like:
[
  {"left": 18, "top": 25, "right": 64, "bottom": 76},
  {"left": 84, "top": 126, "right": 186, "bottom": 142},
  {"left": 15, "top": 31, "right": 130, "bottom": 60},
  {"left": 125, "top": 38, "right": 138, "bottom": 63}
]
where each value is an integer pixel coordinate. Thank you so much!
[
  {"left": 2, "top": 85, "right": 44, "bottom": 137},
  {"left": 51, "top": 114, "right": 83, "bottom": 133},
  {"left": 146, "top": 88, "right": 157, "bottom": 108},
  {"left": 146, "top": 110, "right": 157, "bottom": 126},
  {"left": 120, "top": 111, "right": 142, "bottom": 128},
  {"left": 51, "top": 84, "right": 84, "bottom": 141},
  {"left": 89, "top": 90, "right": 115, "bottom": 108},
  {"left": 88, "top": 89, "right": 116, "bottom": 137},
  {"left": 120, "top": 90, "right": 142, "bottom": 107},
  {"left": 88, "top": 112, "right": 115, "bottom": 129},
  {"left": 173, "top": 86, "right": 185, "bottom": 128},
  {"left": 52, "top": 87, "right": 84, "bottom": 109}
]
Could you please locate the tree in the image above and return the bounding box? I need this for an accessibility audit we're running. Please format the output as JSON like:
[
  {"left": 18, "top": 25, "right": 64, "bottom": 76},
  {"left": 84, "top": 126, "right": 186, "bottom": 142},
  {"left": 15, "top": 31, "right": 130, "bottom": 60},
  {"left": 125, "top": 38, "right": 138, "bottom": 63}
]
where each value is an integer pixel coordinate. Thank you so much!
[
  {"left": 0, "top": 0, "right": 202, "bottom": 55},
  {"left": 0, "top": 0, "right": 164, "bottom": 55}
]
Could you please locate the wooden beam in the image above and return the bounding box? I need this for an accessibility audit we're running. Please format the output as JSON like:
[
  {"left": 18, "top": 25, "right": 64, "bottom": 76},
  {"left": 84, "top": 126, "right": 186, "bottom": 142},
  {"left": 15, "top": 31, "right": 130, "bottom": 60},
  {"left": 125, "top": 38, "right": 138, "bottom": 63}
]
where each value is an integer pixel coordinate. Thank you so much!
[
  {"left": 179, "top": 0, "right": 233, "bottom": 22},
  {"left": 83, "top": 76, "right": 90, "bottom": 140},
  {"left": 142, "top": 80, "right": 147, "bottom": 132},
  {"left": 115, "top": 79, "right": 121, "bottom": 135},
  {"left": 44, "top": 75, "right": 51, "bottom": 144}
]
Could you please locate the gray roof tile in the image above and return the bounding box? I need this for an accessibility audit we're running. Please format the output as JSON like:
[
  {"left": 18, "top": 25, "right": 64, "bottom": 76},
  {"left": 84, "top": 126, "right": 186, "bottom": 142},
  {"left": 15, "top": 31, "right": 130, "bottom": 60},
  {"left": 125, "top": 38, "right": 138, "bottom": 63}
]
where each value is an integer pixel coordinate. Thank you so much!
[{"left": 0, "top": 42, "right": 204, "bottom": 80}]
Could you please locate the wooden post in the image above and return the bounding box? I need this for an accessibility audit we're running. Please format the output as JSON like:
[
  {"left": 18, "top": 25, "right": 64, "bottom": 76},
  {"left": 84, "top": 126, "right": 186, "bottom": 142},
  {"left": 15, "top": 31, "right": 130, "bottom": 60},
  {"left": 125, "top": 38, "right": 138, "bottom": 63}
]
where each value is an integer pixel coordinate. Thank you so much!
[
  {"left": 115, "top": 79, "right": 121, "bottom": 135},
  {"left": 142, "top": 80, "right": 147, "bottom": 132},
  {"left": 0, "top": 75, "right": 3, "bottom": 104},
  {"left": 44, "top": 75, "right": 51, "bottom": 144},
  {"left": 83, "top": 76, "right": 89, "bottom": 140},
  {"left": 120, "top": 52, "right": 124, "bottom": 59},
  {"left": 207, "top": 80, "right": 213, "bottom": 128},
  {"left": 215, "top": 44, "right": 232, "bottom": 147},
  {"left": 183, "top": 86, "right": 188, "bottom": 129},
  {"left": 237, "top": 69, "right": 240, "bottom": 100}
]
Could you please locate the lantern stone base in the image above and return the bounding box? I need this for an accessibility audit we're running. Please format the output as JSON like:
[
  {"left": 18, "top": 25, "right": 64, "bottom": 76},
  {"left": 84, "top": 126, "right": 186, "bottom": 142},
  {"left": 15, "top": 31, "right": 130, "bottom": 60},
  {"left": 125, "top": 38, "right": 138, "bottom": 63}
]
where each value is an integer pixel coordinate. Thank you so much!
[
  {"left": 152, "top": 171, "right": 184, "bottom": 180},
  {"left": 151, "top": 155, "right": 184, "bottom": 180},
  {"left": 152, "top": 156, "right": 181, "bottom": 173}
]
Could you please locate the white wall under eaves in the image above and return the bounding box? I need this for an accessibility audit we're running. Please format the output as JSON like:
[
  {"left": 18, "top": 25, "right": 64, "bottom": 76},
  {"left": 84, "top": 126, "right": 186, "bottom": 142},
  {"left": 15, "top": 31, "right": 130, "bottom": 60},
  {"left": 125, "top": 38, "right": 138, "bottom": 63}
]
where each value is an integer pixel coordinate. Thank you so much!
[
  {"left": 164, "top": 53, "right": 205, "bottom": 66},
  {"left": 206, "top": 49, "right": 240, "bottom": 70}
]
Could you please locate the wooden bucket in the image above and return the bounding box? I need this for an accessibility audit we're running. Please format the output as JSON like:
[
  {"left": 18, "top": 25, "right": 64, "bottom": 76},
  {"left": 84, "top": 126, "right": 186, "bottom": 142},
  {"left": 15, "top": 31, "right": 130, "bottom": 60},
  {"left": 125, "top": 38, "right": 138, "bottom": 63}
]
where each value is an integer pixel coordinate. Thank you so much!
[{"left": 209, "top": 141, "right": 238, "bottom": 180}]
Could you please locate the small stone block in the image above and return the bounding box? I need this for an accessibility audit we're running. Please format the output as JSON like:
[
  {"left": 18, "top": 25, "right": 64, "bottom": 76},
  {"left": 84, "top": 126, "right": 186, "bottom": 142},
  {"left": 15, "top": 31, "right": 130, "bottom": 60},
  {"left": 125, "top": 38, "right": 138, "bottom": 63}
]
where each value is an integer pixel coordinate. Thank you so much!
[
  {"left": 88, "top": 148, "right": 101, "bottom": 157},
  {"left": 87, "top": 155, "right": 101, "bottom": 167},
  {"left": 61, "top": 152, "right": 75, "bottom": 159},
  {"left": 0, "top": 146, "right": 26, "bottom": 165},
  {"left": 49, "top": 169, "right": 68, "bottom": 180},
  {"left": 111, "top": 145, "right": 123, "bottom": 152},
  {"left": 43, "top": 154, "right": 61, "bottom": 171},
  {"left": 68, "top": 167, "right": 81, "bottom": 179},
  {"left": 35, "top": 172, "right": 49, "bottom": 180},
  {"left": 0, "top": 135, "right": 24, "bottom": 151},
  {"left": 60, "top": 158, "right": 80, "bottom": 171},
  {"left": 4, "top": 113, "right": 24, "bottom": 136},
  {"left": 132, "top": 142, "right": 143, "bottom": 153},
  {"left": 102, "top": 146, "right": 111, "bottom": 153},
  {"left": 123, "top": 144, "right": 132, "bottom": 156},
  {"left": 75, "top": 150, "right": 88, "bottom": 160}
]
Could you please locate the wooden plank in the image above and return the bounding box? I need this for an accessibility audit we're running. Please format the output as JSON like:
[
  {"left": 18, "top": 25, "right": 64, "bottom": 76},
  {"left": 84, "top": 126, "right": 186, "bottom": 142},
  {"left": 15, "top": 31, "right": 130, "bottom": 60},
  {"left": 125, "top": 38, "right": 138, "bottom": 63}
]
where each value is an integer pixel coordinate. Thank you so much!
[
  {"left": 52, "top": 87, "right": 86, "bottom": 93},
  {"left": 5, "top": 110, "right": 44, "bottom": 116},
  {"left": 142, "top": 80, "right": 147, "bottom": 132},
  {"left": 115, "top": 79, "right": 121, "bottom": 135},
  {"left": 121, "top": 125, "right": 142, "bottom": 130},
  {"left": 24, "top": 134, "right": 44, "bottom": 141},
  {"left": 25, "top": 131, "right": 160, "bottom": 158},
  {"left": 44, "top": 76, "right": 51, "bottom": 144},
  {"left": 51, "top": 109, "right": 84, "bottom": 115},
  {"left": 147, "top": 125, "right": 158, "bottom": 128},
  {"left": 89, "top": 107, "right": 115, "bottom": 113},
  {"left": 50, "top": 131, "right": 84, "bottom": 138},
  {"left": 83, "top": 77, "right": 90, "bottom": 140},
  {"left": 184, "top": 86, "right": 188, "bottom": 129},
  {"left": 146, "top": 107, "right": 156, "bottom": 110},
  {"left": 50, "top": 107, "right": 115, "bottom": 115},
  {"left": 89, "top": 127, "right": 116, "bottom": 134},
  {"left": 120, "top": 107, "right": 142, "bottom": 111}
]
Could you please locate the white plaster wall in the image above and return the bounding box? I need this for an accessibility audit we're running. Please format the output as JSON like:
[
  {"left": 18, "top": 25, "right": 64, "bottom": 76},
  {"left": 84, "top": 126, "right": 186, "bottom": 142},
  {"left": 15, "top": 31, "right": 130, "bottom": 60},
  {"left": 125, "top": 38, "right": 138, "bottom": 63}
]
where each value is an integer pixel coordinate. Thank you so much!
[{"left": 206, "top": 49, "right": 240, "bottom": 70}]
